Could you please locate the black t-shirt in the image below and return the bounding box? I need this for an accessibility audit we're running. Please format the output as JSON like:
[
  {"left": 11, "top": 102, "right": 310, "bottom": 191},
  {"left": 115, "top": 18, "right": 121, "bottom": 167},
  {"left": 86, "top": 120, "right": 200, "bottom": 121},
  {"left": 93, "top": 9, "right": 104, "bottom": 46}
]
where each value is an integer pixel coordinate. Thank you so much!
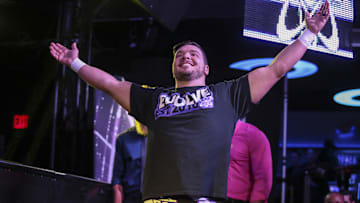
[{"left": 130, "top": 75, "right": 254, "bottom": 200}]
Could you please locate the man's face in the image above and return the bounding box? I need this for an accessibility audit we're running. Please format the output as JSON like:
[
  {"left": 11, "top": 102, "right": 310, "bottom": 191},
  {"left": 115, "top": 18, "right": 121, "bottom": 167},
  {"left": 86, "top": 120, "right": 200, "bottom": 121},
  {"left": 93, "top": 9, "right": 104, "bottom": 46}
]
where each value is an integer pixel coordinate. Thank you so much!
[{"left": 172, "top": 45, "right": 209, "bottom": 82}]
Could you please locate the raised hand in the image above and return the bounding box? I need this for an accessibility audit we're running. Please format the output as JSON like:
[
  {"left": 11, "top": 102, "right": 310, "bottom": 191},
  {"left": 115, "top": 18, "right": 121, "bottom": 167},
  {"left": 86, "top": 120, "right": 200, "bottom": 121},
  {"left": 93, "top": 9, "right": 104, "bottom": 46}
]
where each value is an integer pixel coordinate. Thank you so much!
[
  {"left": 49, "top": 42, "right": 79, "bottom": 67},
  {"left": 305, "top": 0, "right": 330, "bottom": 34}
]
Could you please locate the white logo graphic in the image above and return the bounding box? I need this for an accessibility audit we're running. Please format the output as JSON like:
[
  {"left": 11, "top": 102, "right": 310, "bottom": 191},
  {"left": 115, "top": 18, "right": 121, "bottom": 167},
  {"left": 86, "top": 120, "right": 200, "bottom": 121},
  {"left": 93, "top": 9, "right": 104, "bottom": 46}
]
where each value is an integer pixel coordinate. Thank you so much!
[
  {"left": 154, "top": 87, "right": 214, "bottom": 119},
  {"left": 276, "top": 0, "right": 339, "bottom": 52}
]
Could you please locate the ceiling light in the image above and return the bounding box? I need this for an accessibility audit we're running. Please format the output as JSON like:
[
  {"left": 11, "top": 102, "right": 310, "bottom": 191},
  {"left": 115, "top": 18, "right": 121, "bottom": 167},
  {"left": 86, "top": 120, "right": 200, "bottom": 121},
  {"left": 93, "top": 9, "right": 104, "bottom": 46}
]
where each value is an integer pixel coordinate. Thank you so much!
[
  {"left": 229, "top": 58, "right": 318, "bottom": 79},
  {"left": 333, "top": 89, "right": 360, "bottom": 107}
]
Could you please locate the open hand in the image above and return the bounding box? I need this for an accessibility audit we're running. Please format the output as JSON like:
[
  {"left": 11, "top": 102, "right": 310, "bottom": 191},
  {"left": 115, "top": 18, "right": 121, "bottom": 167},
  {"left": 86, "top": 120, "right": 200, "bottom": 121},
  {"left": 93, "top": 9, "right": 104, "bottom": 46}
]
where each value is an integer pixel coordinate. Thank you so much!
[
  {"left": 305, "top": 0, "right": 330, "bottom": 34},
  {"left": 49, "top": 42, "right": 79, "bottom": 67}
]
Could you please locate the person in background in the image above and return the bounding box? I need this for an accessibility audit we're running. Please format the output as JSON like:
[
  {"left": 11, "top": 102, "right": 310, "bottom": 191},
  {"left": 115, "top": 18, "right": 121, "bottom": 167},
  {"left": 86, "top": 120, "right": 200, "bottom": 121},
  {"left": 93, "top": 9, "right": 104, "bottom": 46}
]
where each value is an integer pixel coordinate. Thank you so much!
[
  {"left": 324, "top": 192, "right": 344, "bottom": 203},
  {"left": 342, "top": 190, "right": 356, "bottom": 203},
  {"left": 312, "top": 139, "right": 339, "bottom": 201},
  {"left": 227, "top": 120, "right": 272, "bottom": 203},
  {"left": 112, "top": 121, "right": 148, "bottom": 203}
]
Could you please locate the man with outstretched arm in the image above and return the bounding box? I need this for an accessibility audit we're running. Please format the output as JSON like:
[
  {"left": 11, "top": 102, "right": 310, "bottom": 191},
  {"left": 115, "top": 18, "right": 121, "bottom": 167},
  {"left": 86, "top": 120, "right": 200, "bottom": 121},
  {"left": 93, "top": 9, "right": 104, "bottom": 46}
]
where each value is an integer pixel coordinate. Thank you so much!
[{"left": 49, "top": 2, "right": 329, "bottom": 202}]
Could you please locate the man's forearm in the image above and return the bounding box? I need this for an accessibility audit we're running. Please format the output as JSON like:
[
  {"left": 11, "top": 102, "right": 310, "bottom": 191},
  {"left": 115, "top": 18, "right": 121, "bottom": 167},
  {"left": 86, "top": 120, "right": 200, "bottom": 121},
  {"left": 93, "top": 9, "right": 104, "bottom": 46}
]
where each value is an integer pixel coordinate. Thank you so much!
[
  {"left": 78, "top": 65, "right": 120, "bottom": 94},
  {"left": 268, "top": 39, "right": 307, "bottom": 77},
  {"left": 77, "top": 65, "right": 131, "bottom": 112},
  {"left": 248, "top": 38, "right": 309, "bottom": 103}
]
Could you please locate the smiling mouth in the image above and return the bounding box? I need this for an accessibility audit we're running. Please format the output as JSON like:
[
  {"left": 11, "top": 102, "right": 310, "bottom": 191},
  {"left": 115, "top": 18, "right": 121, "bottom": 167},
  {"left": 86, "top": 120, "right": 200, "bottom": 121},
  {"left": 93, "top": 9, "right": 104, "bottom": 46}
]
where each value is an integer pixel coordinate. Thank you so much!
[{"left": 182, "top": 62, "right": 193, "bottom": 66}]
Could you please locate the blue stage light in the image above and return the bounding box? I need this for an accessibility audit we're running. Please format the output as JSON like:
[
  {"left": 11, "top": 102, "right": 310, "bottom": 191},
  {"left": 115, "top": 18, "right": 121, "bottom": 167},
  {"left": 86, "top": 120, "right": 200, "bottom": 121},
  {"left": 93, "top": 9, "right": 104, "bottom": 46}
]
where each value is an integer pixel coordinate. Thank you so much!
[
  {"left": 333, "top": 89, "right": 360, "bottom": 107},
  {"left": 229, "top": 58, "right": 318, "bottom": 79}
]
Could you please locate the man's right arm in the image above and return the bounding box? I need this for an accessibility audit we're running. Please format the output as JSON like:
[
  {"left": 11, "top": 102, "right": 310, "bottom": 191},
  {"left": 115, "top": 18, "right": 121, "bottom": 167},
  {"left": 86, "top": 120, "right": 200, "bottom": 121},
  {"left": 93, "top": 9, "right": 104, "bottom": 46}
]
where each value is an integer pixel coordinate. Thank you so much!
[
  {"left": 77, "top": 65, "right": 131, "bottom": 112},
  {"left": 49, "top": 42, "right": 131, "bottom": 112}
]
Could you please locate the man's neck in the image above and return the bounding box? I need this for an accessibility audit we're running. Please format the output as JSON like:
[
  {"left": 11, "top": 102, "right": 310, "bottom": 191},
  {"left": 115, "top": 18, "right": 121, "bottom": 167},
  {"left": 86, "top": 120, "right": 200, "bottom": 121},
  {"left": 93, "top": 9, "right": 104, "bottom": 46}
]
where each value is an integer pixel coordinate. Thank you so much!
[{"left": 175, "top": 78, "right": 206, "bottom": 88}]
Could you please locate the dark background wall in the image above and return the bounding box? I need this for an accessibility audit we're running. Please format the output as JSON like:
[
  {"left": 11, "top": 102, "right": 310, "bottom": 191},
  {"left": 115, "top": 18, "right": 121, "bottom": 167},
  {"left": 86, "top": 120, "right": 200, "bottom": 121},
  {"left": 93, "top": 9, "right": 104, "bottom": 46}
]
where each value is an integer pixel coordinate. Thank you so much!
[{"left": 0, "top": 2, "right": 359, "bottom": 200}]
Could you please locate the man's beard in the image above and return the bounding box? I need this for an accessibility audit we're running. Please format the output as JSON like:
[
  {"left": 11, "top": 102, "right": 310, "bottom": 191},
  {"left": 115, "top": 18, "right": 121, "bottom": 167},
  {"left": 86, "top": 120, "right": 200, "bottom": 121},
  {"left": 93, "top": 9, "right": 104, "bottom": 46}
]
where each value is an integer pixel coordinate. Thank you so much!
[{"left": 174, "top": 67, "right": 204, "bottom": 82}]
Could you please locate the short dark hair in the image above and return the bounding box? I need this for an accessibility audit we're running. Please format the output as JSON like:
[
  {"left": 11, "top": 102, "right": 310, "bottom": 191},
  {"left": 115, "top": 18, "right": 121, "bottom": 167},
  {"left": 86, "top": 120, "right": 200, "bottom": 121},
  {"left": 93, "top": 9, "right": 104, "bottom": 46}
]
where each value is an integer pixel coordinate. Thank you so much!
[{"left": 172, "top": 40, "right": 208, "bottom": 65}]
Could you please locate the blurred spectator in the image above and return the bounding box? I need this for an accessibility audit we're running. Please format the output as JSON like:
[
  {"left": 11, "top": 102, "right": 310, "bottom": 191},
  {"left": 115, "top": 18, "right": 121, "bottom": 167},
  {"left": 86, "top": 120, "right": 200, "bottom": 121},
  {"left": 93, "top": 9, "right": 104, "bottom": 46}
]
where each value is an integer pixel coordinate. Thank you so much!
[
  {"left": 324, "top": 192, "right": 344, "bottom": 203},
  {"left": 227, "top": 120, "right": 272, "bottom": 203},
  {"left": 342, "top": 190, "right": 355, "bottom": 203}
]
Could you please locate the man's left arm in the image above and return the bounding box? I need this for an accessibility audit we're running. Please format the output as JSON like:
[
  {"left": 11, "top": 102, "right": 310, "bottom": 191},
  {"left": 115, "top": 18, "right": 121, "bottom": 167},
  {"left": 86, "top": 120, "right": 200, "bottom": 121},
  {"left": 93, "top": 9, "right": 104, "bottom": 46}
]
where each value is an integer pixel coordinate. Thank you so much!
[{"left": 248, "top": 0, "right": 330, "bottom": 104}]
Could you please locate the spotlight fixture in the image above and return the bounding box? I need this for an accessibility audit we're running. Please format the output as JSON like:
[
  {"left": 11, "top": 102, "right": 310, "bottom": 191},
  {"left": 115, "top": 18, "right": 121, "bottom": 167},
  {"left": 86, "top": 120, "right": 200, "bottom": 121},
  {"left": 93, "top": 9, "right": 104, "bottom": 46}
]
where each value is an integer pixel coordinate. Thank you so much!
[
  {"left": 333, "top": 89, "right": 360, "bottom": 107},
  {"left": 229, "top": 58, "right": 318, "bottom": 79}
]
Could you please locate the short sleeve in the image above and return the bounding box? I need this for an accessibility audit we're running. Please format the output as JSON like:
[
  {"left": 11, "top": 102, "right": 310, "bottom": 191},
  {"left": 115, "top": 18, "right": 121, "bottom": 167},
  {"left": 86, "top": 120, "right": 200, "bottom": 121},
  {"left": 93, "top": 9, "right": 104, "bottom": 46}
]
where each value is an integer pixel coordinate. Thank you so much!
[
  {"left": 129, "top": 84, "right": 156, "bottom": 126},
  {"left": 228, "top": 74, "right": 256, "bottom": 118}
]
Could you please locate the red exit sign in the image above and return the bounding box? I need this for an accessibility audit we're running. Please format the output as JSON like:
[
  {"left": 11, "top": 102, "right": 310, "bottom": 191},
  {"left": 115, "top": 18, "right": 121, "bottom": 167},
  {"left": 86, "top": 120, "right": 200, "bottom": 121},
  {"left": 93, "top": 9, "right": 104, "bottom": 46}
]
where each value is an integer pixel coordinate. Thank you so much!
[{"left": 13, "top": 115, "right": 29, "bottom": 129}]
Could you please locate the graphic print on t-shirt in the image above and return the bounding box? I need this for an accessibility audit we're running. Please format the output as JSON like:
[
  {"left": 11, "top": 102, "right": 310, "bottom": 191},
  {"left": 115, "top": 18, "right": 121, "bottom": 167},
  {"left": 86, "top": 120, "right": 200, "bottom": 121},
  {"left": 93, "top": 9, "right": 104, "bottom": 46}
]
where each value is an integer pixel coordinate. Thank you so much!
[{"left": 154, "top": 87, "right": 214, "bottom": 119}]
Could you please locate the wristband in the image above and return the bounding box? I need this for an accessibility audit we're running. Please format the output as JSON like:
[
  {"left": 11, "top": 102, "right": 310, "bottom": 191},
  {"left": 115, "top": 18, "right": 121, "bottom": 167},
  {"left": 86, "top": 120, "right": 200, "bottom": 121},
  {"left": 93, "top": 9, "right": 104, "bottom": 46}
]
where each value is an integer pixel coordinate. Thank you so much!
[
  {"left": 298, "top": 29, "right": 316, "bottom": 48},
  {"left": 70, "top": 58, "right": 86, "bottom": 73}
]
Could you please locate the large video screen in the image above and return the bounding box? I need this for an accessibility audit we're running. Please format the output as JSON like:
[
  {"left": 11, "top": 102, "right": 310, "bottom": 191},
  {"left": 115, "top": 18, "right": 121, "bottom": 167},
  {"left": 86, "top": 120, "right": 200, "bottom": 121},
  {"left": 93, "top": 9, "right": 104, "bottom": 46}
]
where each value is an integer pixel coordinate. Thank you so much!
[{"left": 243, "top": 0, "right": 354, "bottom": 58}]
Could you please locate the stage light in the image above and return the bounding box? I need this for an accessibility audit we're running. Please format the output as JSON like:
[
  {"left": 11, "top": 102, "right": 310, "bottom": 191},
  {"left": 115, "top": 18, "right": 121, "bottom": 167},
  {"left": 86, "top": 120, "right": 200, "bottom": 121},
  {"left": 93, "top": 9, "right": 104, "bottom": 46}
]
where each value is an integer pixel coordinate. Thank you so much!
[
  {"left": 336, "top": 126, "right": 355, "bottom": 139},
  {"left": 229, "top": 58, "right": 318, "bottom": 79},
  {"left": 333, "top": 89, "right": 360, "bottom": 107}
]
